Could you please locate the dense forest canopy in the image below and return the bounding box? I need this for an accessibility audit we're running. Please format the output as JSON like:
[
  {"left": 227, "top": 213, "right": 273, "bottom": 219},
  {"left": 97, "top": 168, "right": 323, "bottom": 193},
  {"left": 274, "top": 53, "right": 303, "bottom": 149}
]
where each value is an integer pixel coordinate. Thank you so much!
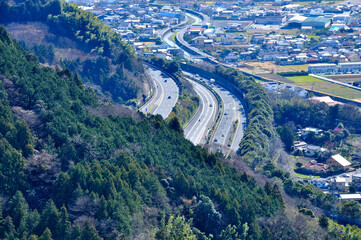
[
  {"left": 0, "top": 26, "right": 285, "bottom": 239},
  {"left": 1, "top": 0, "right": 361, "bottom": 239}
]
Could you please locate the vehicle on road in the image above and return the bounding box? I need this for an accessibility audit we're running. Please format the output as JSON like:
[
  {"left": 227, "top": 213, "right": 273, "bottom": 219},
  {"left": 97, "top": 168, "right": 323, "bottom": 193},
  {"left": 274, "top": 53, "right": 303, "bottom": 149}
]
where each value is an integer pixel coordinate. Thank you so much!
[
  {"left": 167, "top": 96, "right": 171, "bottom": 99},
  {"left": 164, "top": 79, "right": 167, "bottom": 82},
  {"left": 209, "top": 104, "right": 212, "bottom": 107}
]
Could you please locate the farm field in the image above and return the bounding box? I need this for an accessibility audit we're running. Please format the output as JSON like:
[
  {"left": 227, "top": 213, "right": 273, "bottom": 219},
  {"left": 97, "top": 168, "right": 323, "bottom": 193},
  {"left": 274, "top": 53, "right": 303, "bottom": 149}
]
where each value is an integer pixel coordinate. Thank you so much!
[
  {"left": 327, "top": 74, "right": 361, "bottom": 83},
  {"left": 286, "top": 76, "right": 361, "bottom": 102},
  {"left": 245, "top": 61, "right": 292, "bottom": 73},
  {"left": 287, "top": 75, "right": 321, "bottom": 83},
  {"left": 286, "top": 64, "right": 309, "bottom": 72}
]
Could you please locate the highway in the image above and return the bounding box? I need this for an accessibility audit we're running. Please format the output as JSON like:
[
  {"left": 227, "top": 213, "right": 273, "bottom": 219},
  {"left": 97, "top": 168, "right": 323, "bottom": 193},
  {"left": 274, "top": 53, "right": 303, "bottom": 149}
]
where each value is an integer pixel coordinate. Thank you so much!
[
  {"left": 204, "top": 78, "right": 246, "bottom": 152},
  {"left": 175, "top": 13, "right": 217, "bottom": 62},
  {"left": 140, "top": 67, "right": 179, "bottom": 119},
  {"left": 175, "top": 11, "right": 248, "bottom": 152},
  {"left": 184, "top": 78, "right": 218, "bottom": 145},
  {"left": 156, "top": 9, "right": 248, "bottom": 152}
]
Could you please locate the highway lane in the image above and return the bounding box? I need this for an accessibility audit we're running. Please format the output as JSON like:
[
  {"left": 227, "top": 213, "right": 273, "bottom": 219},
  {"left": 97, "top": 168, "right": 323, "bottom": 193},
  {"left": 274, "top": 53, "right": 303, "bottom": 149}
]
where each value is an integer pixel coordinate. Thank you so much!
[
  {"left": 208, "top": 80, "right": 245, "bottom": 151},
  {"left": 184, "top": 78, "right": 218, "bottom": 145},
  {"left": 184, "top": 72, "right": 246, "bottom": 152},
  {"left": 174, "top": 10, "right": 247, "bottom": 152},
  {"left": 176, "top": 12, "right": 217, "bottom": 62},
  {"left": 185, "top": 13, "right": 202, "bottom": 25},
  {"left": 163, "top": 29, "right": 177, "bottom": 48},
  {"left": 140, "top": 67, "right": 179, "bottom": 119}
]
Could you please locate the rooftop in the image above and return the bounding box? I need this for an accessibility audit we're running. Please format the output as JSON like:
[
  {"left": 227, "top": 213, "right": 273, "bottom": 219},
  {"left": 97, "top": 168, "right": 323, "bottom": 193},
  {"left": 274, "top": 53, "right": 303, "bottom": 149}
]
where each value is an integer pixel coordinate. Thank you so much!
[
  {"left": 330, "top": 154, "right": 351, "bottom": 167},
  {"left": 338, "top": 194, "right": 361, "bottom": 200},
  {"left": 303, "top": 16, "right": 331, "bottom": 24}
]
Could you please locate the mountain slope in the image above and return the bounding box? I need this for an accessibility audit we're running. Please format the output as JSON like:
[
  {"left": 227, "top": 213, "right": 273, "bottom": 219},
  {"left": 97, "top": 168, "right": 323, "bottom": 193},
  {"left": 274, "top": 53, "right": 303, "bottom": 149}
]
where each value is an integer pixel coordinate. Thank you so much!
[
  {"left": 0, "top": 26, "right": 284, "bottom": 239},
  {"left": 1, "top": 0, "right": 148, "bottom": 104}
]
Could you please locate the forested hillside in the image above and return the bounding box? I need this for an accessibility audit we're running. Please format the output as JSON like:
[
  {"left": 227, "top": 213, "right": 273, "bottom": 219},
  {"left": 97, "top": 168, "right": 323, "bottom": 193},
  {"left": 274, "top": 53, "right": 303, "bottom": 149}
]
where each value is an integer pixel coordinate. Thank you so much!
[
  {"left": 0, "top": 0, "right": 147, "bottom": 104},
  {"left": 0, "top": 26, "right": 287, "bottom": 239}
]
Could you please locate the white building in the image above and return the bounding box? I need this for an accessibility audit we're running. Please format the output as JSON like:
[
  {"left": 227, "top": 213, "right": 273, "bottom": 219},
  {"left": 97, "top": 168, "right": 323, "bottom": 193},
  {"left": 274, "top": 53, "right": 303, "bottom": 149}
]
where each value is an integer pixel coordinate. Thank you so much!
[
  {"left": 308, "top": 63, "right": 337, "bottom": 74},
  {"left": 339, "top": 62, "right": 361, "bottom": 73}
]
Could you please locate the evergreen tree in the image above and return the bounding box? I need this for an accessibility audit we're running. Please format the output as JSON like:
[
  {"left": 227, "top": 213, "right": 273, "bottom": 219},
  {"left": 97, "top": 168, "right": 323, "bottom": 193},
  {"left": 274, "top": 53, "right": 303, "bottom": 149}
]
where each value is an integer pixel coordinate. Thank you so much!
[
  {"left": 169, "top": 117, "right": 183, "bottom": 135},
  {"left": 6, "top": 191, "right": 29, "bottom": 228},
  {"left": 319, "top": 215, "right": 329, "bottom": 229},
  {"left": 69, "top": 225, "right": 82, "bottom": 240},
  {"left": 28, "top": 235, "right": 39, "bottom": 240},
  {"left": 261, "top": 227, "right": 272, "bottom": 240},
  {"left": 55, "top": 206, "right": 70, "bottom": 239},
  {"left": 37, "top": 200, "right": 59, "bottom": 236},
  {"left": 193, "top": 195, "right": 221, "bottom": 235},
  {"left": 80, "top": 221, "right": 102, "bottom": 240},
  {"left": 96, "top": 196, "right": 108, "bottom": 219},
  {"left": 39, "top": 228, "right": 53, "bottom": 240},
  {"left": 219, "top": 224, "right": 239, "bottom": 240},
  {"left": 3, "top": 216, "right": 16, "bottom": 240}
]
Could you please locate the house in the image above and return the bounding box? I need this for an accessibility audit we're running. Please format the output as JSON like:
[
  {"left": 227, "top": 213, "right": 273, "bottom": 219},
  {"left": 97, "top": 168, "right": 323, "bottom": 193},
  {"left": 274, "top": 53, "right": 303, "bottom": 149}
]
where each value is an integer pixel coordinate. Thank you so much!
[
  {"left": 352, "top": 173, "right": 361, "bottom": 189},
  {"left": 168, "top": 48, "right": 184, "bottom": 57},
  {"left": 330, "top": 177, "right": 349, "bottom": 192},
  {"left": 295, "top": 88, "right": 308, "bottom": 98},
  {"left": 224, "top": 52, "right": 239, "bottom": 63},
  {"left": 294, "top": 141, "right": 307, "bottom": 151},
  {"left": 192, "top": 36, "right": 207, "bottom": 46},
  {"left": 301, "top": 162, "right": 329, "bottom": 175},
  {"left": 338, "top": 193, "right": 361, "bottom": 201},
  {"left": 352, "top": 152, "right": 361, "bottom": 162},
  {"left": 144, "top": 27, "right": 155, "bottom": 35},
  {"left": 221, "top": 36, "right": 237, "bottom": 45},
  {"left": 308, "top": 96, "right": 344, "bottom": 107},
  {"left": 304, "top": 145, "right": 328, "bottom": 157},
  {"left": 301, "top": 127, "right": 323, "bottom": 139},
  {"left": 265, "top": 82, "right": 280, "bottom": 91},
  {"left": 326, "top": 154, "right": 351, "bottom": 170},
  {"left": 310, "top": 178, "right": 329, "bottom": 189},
  {"left": 187, "top": 27, "right": 204, "bottom": 35}
]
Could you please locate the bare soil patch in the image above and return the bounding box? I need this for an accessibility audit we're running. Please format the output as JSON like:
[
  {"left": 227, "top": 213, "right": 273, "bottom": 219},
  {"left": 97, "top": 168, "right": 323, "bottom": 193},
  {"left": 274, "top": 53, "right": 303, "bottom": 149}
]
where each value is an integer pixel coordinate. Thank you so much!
[
  {"left": 6, "top": 22, "right": 93, "bottom": 61},
  {"left": 327, "top": 74, "right": 361, "bottom": 83}
]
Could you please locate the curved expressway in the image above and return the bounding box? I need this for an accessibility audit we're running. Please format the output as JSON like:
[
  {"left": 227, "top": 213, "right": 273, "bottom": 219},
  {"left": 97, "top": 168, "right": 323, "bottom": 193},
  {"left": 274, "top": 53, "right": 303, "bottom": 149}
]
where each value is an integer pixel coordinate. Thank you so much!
[
  {"left": 209, "top": 81, "right": 246, "bottom": 152},
  {"left": 183, "top": 73, "right": 246, "bottom": 152},
  {"left": 184, "top": 78, "right": 218, "bottom": 145},
  {"left": 140, "top": 67, "right": 179, "bottom": 119}
]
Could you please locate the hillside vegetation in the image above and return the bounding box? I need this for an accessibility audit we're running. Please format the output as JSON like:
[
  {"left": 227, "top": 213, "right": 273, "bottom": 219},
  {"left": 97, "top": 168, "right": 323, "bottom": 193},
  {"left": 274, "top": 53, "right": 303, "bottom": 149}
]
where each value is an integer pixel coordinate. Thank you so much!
[
  {"left": 1, "top": 0, "right": 148, "bottom": 103},
  {"left": 0, "top": 26, "right": 285, "bottom": 240}
]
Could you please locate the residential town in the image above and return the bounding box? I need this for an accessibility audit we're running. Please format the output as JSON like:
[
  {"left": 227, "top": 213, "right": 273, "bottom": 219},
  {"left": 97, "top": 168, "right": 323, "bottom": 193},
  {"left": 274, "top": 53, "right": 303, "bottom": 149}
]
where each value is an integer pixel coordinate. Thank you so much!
[{"left": 76, "top": 0, "right": 361, "bottom": 203}]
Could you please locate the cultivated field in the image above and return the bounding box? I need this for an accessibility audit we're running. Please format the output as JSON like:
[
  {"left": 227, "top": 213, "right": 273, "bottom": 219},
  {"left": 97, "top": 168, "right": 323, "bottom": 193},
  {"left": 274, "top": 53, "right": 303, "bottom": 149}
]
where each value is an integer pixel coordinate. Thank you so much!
[
  {"left": 287, "top": 76, "right": 361, "bottom": 101},
  {"left": 245, "top": 61, "right": 293, "bottom": 73},
  {"left": 286, "top": 64, "right": 309, "bottom": 72},
  {"left": 327, "top": 74, "right": 361, "bottom": 83}
]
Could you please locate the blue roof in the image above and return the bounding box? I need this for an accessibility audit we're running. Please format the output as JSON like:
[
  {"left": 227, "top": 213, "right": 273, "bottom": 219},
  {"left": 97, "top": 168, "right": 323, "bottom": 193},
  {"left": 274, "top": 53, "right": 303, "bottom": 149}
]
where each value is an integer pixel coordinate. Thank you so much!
[{"left": 159, "top": 12, "right": 178, "bottom": 18}]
